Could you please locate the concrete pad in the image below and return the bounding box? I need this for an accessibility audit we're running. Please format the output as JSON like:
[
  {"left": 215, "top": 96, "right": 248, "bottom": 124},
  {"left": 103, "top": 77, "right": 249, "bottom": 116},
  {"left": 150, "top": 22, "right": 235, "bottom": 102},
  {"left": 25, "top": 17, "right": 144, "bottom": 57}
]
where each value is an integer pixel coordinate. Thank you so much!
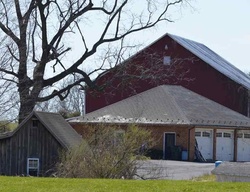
[{"left": 136, "top": 160, "right": 215, "bottom": 180}]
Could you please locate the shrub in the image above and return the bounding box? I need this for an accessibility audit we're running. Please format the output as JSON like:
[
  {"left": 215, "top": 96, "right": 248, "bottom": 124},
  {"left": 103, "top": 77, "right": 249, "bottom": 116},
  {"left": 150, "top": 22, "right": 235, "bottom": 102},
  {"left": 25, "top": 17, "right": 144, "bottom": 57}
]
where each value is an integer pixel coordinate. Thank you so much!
[{"left": 55, "top": 124, "right": 153, "bottom": 179}]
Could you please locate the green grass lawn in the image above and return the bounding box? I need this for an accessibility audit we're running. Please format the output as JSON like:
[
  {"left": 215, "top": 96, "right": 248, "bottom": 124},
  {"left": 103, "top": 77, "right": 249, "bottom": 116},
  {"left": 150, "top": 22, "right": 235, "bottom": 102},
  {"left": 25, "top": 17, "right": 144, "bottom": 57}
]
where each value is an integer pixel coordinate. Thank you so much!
[{"left": 1, "top": 176, "right": 250, "bottom": 192}]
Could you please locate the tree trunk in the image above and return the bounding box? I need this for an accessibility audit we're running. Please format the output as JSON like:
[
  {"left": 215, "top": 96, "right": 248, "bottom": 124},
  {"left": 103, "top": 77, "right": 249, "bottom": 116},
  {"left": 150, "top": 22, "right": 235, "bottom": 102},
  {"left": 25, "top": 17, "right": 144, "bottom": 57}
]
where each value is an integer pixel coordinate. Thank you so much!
[
  {"left": 18, "top": 74, "right": 43, "bottom": 123},
  {"left": 19, "top": 95, "right": 36, "bottom": 123}
]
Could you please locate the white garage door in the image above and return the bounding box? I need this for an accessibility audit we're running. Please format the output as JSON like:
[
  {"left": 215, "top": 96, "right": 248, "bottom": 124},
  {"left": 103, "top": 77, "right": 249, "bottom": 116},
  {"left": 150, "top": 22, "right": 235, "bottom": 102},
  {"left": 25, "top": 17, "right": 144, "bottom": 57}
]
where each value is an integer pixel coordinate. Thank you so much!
[
  {"left": 216, "top": 130, "right": 234, "bottom": 161},
  {"left": 237, "top": 131, "right": 250, "bottom": 162},
  {"left": 195, "top": 129, "right": 213, "bottom": 160}
]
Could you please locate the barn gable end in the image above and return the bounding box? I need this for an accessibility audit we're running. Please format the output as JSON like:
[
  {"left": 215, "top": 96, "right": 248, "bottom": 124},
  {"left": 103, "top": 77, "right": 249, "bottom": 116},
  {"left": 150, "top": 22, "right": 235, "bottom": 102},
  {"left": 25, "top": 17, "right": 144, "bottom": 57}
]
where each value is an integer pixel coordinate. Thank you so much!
[{"left": 86, "top": 33, "right": 250, "bottom": 116}]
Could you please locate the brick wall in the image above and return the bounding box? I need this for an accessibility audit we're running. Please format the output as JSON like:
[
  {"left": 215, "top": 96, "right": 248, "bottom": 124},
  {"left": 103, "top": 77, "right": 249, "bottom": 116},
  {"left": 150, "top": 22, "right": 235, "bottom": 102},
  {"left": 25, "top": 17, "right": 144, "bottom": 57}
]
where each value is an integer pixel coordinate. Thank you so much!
[{"left": 70, "top": 122, "right": 195, "bottom": 161}]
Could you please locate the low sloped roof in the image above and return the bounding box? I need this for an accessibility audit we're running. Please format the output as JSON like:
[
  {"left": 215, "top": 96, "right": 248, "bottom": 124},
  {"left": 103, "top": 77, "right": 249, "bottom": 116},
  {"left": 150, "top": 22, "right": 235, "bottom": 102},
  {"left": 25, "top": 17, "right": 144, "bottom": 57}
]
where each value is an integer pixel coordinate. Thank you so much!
[
  {"left": 70, "top": 85, "right": 250, "bottom": 127},
  {"left": 0, "top": 111, "right": 82, "bottom": 149}
]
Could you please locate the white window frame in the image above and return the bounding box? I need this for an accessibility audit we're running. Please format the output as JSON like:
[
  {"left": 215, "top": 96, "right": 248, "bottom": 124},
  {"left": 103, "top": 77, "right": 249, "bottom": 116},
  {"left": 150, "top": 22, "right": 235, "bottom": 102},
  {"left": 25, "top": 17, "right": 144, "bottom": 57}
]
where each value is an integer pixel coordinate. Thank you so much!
[
  {"left": 223, "top": 132, "right": 232, "bottom": 138},
  {"left": 163, "top": 56, "right": 171, "bottom": 65},
  {"left": 244, "top": 133, "right": 250, "bottom": 139},
  {"left": 202, "top": 131, "right": 211, "bottom": 138},
  {"left": 27, "top": 158, "right": 39, "bottom": 176},
  {"left": 195, "top": 131, "right": 201, "bottom": 137}
]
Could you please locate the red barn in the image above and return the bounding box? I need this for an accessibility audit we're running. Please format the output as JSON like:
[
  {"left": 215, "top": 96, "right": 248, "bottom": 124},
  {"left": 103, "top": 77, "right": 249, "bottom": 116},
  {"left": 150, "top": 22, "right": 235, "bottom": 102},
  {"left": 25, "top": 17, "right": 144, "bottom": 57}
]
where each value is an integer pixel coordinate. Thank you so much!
[{"left": 86, "top": 33, "right": 250, "bottom": 116}]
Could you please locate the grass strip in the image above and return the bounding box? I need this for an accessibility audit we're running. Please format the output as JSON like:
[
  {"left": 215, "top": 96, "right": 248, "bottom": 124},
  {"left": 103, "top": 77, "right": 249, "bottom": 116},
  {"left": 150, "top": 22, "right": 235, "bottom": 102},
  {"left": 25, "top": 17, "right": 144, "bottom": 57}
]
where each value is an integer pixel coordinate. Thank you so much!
[{"left": 1, "top": 176, "right": 250, "bottom": 192}]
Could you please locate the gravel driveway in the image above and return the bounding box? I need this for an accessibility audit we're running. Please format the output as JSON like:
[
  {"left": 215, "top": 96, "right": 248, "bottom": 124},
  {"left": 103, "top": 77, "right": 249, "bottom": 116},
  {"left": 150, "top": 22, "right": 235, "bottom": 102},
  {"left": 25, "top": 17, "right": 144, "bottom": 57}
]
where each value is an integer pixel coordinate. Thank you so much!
[{"left": 135, "top": 160, "right": 215, "bottom": 180}]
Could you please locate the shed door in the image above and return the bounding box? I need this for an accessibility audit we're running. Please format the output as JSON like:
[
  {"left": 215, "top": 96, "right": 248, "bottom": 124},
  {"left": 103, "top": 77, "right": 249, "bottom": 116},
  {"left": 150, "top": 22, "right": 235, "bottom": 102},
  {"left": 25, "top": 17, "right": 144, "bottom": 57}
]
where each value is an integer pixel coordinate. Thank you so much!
[
  {"left": 237, "top": 131, "right": 250, "bottom": 161},
  {"left": 195, "top": 129, "right": 213, "bottom": 160},
  {"left": 216, "top": 130, "right": 234, "bottom": 161},
  {"left": 163, "top": 133, "right": 176, "bottom": 160}
]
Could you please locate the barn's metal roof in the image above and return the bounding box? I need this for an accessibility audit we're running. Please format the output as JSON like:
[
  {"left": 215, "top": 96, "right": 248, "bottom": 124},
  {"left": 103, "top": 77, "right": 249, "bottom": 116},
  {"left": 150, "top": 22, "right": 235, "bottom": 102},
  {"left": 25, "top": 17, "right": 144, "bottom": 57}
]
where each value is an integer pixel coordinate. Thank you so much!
[
  {"left": 168, "top": 33, "right": 250, "bottom": 90},
  {"left": 0, "top": 111, "right": 82, "bottom": 149},
  {"left": 69, "top": 85, "right": 250, "bottom": 127}
]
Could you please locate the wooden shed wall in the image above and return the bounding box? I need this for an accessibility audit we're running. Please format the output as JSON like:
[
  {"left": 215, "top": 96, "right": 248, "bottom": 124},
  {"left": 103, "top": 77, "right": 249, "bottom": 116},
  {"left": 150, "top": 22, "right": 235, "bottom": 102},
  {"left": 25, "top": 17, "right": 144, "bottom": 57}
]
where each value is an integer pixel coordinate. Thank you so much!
[{"left": 0, "top": 118, "right": 63, "bottom": 176}]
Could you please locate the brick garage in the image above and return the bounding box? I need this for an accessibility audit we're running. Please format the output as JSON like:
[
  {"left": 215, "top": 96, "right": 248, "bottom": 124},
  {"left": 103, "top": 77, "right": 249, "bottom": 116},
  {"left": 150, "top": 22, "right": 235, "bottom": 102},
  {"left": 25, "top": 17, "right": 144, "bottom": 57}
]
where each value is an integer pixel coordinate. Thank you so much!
[
  {"left": 70, "top": 122, "right": 196, "bottom": 161},
  {"left": 68, "top": 85, "right": 250, "bottom": 162}
]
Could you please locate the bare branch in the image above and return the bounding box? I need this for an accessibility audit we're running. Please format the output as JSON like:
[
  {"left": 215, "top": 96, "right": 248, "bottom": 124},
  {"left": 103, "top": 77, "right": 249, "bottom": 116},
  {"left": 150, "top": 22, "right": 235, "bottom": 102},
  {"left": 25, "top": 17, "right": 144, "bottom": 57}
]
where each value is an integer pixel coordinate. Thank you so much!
[
  {"left": 49, "top": 1, "right": 94, "bottom": 48},
  {"left": 74, "top": 21, "right": 88, "bottom": 52},
  {"left": 6, "top": 45, "right": 19, "bottom": 62},
  {"left": 14, "top": 0, "right": 22, "bottom": 22},
  {"left": 0, "top": 22, "right": 20, "bottom": 45},
  {"left": 0, "top": 68, "right": 18, "bottom": 78},
  {"left": 31, "top": 8, "right": 38, "bottom": 63},
  {"left": 38, "top": 77, "right": 85, "bottom": 102},
  {"left": 92, "top": 0, "right": 118, "bottom": 14}
]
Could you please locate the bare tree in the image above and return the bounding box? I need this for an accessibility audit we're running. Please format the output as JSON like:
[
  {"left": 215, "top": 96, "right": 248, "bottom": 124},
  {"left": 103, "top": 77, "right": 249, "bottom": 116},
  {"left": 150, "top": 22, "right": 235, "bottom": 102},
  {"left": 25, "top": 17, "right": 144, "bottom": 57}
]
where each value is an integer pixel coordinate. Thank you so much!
[
  {"left": 56, "top": 75, "right": 85, "bottom": 115},
  {"left": 0, "top": 0, "right": 190, "bottom": 122},
  {"left": 35, "top": 75, "right": 85, "bottom": 116}
]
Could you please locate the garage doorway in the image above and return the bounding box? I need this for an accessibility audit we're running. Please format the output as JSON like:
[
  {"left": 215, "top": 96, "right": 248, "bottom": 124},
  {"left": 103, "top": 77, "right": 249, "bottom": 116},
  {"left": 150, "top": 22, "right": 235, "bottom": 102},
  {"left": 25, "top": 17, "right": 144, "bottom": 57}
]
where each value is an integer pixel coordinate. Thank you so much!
[
  {"left": 216, "top": 130, "right": 234, "bottom": 161},
  {"left": 195, "top": 129, "right": 213, "bottom": 160},
  {"left": 163, "top": 132, "right": 176, "bottom": 160},
  {"left": 237, "top": 131, "right": 250, "bottom": 161}
]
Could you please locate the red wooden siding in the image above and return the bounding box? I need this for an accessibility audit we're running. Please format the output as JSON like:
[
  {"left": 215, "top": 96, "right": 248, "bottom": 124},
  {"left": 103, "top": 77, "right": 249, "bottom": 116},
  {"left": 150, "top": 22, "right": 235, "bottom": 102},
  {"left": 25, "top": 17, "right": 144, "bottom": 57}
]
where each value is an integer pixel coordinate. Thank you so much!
[{"left": 86, "top": 35, "right": 248, "bottom": 116}]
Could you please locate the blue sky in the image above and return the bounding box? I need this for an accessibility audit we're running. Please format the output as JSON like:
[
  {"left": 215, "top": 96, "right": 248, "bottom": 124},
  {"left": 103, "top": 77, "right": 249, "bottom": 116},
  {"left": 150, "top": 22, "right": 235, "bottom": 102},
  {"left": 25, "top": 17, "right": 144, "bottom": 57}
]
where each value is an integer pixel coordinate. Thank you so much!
[
  {"left": 66, "top": 0, "right": 250, "bottom": 76},
  {"left": 132, "top": 0, "right": 250, "bottom": 73}
]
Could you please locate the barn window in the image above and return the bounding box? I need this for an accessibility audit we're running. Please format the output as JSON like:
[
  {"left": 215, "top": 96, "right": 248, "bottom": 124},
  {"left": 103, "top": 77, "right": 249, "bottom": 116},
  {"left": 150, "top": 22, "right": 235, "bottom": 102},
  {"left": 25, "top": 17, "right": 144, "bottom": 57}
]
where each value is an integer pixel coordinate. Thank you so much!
[
  {"left": 32, "top": 120, "right": 39, "bottom": 127},
  {"left": 163, "top": 56, "right": 171, "bottom": 65},
  {"left": 27, "top": 158, "right": 39, "bottom": 176}
]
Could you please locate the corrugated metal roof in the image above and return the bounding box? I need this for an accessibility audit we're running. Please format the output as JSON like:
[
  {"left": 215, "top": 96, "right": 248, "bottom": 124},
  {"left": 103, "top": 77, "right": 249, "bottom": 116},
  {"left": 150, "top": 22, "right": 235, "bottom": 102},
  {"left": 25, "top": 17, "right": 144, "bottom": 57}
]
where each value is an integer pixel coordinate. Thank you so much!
[
  {"left": 70, "top": 85, "right": 250, "bottom": 127},
  {"left": 0, "top": 111, "right": 82, "bottom": 149},
  {"left": 168, "top": 33, "right": 250, "bottom": 90}
]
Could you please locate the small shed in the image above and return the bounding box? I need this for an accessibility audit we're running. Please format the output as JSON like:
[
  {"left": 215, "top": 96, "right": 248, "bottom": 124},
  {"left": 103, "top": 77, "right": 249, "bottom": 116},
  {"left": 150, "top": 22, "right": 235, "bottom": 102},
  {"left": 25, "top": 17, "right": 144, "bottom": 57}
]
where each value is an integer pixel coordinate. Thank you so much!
[
  {"left": 0, "top": 111, "right": 82, "bottom": 176},
  {"left": 212, "top": 162, "right": 250, "bottom": 182}
]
